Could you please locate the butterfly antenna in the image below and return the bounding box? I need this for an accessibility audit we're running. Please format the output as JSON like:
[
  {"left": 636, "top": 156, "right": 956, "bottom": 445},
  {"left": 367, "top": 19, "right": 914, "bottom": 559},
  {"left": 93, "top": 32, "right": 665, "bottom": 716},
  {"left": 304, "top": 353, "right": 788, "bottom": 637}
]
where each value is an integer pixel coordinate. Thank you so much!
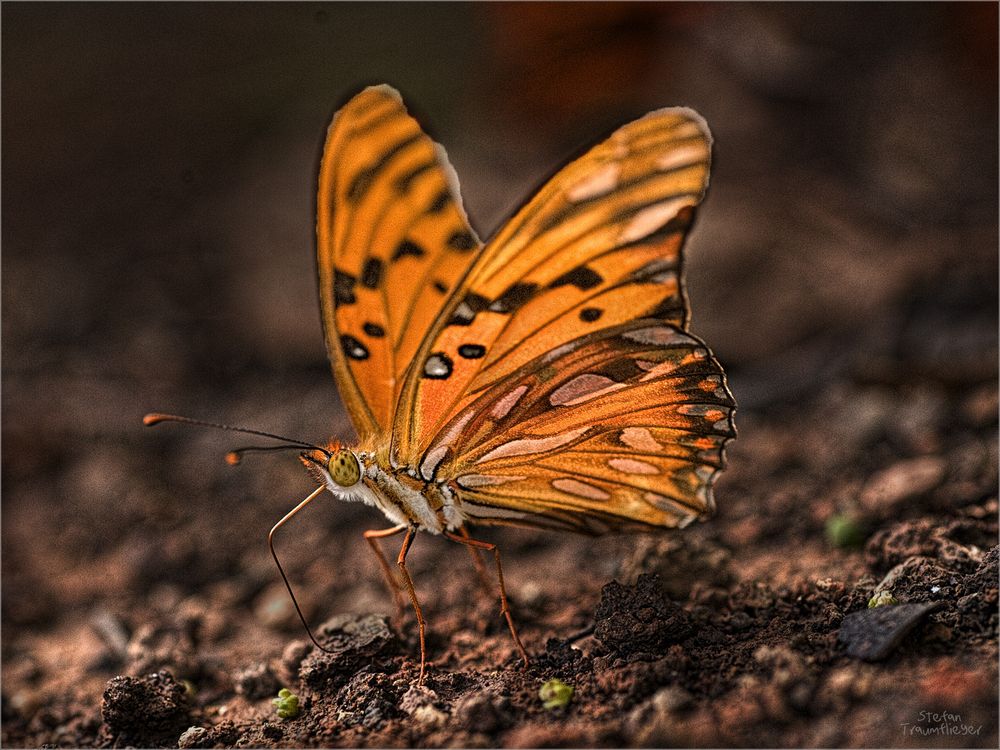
[
  {"left": 225, "top": 445, "right": 318, "bottom": 465},
  {"left": 268, "top": 486, "right": 334, "bottom": 654},
  {"left": 143, "top": 412, "right": 326, "bottom": 453}
]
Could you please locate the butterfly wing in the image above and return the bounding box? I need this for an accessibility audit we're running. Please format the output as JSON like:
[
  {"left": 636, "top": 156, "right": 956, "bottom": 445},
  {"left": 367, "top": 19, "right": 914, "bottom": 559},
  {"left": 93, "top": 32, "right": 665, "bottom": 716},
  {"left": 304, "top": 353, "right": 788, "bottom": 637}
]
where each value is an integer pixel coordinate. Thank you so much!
[
  {"left": 393, "top": 107, "right": 715, "bottom": 466},
  {"left": 433, "top": 321, "right": 735, "bottom": 533},
  {"left": 317, "top": 85, "right": 481, "bottom": 440}
]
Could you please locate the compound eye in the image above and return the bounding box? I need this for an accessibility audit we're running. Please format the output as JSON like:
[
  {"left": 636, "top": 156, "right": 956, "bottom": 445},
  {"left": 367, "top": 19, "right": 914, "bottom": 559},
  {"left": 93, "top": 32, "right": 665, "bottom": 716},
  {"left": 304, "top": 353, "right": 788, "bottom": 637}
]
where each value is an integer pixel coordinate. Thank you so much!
[{"left": 328, "top": 450, "right": 361, "bottom": 487}]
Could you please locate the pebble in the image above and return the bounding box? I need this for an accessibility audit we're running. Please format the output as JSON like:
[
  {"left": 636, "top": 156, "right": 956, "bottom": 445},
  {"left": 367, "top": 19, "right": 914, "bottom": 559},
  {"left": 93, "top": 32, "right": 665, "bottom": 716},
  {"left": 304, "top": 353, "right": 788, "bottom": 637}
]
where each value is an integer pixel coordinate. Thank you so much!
[
  {"left": 254, "top": 584, "right": 297, "bottom": 629},
  {"left": 860, "top": 456, "right": 947, "bottom": 512},
  {"left": 178, "top": 726, "right": 208, "bottom": 748},
  {"left": 279, "top": 640, "right": 311, "bottom": 683},
  {"left": 838, "top": 602, "right": 941, "bottom": 660},
  {"left": 453, "top": 691, "right": 509, "bottom": 733},
  {"left": 233, "top": 662, "right": 280, "bottom": 700}
]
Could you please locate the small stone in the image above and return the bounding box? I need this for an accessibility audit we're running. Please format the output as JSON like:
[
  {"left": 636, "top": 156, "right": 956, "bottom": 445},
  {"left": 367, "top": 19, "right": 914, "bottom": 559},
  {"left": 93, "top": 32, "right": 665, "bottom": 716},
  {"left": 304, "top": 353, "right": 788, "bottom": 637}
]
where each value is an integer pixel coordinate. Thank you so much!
[
  {"left": 254, "top": 584, "right": 297, "bottom": 629},
  {"left": 400, "top": 684, "right": 446, "bottom": 726},
  {"left": 279, "top": 640, "right": 311, "bottom": 683},
  {"left": 234, "top": 662, "right": 279, "bottom": 700},
  {"left": 650, "top": 684, "right": 693, "bottom": 713},
  {"left": 411, "top": 703, "right": 448, "bottom": 727},
  {"left": 454, "top": 691, "right": 509, "bottom": 733},
  {"left": 624, "top": 685, "right": 693, "bottom": 742},
  {"left": 861, "top": 456, "right": 947, "bottom": 512},
  {"left": 960, "top": 384, "right": 998, "bottom": 427},
  {"left": 178, "top": 726, "right": 208, "bottom": 748},
  {"left": 838, "top": 602, "right": 941, "bottom": 661}
]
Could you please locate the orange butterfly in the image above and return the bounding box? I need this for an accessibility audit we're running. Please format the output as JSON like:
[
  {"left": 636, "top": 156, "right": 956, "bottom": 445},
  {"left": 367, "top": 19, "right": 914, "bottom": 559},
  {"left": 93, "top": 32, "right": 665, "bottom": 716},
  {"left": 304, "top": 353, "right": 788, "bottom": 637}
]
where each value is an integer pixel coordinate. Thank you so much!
[{"left": 148, "top": 84, "right": 735, "bottom": 684}]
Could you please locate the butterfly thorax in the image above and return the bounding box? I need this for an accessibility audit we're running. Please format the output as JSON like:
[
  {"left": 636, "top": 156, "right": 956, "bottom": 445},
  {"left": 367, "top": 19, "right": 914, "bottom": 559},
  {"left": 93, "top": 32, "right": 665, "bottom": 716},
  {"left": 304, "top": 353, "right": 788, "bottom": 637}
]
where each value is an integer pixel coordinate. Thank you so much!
[{"left": 303, "top": 445, "right": 463, "bottom": 534}]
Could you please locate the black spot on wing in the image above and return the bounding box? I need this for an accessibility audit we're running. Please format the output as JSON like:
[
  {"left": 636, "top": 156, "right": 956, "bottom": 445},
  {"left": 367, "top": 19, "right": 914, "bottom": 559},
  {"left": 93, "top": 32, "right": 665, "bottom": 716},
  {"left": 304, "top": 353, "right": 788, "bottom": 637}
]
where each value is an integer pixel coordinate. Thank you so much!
[
  {"left": 341, "top": 334, "right": 369, "bottom": 360},
  {"left": 346, "top": 132, "right": 423, "bottom": 202},
  {"left": 549, "top": 266, "right": 603, "bottom": 291},
  {"left": 447, "top": 230, "right": 477, "bottom": 252},
  {"left": 334, "top": 270, "right": 357, "bottom": 306},
  {"left": 448, "top": 292, "right": 490, "bottom": 326},
  {"left": 394, "top": 160, "right": 435, "bottom": 194},
  {"left": 580, "top": 307, "right": 603, "bottom": 322},
  {"left": 363, "top": 322, "right": 385, "bottom": 338},
  {"left": 423, "top": 352, "right": 454, "bottom": 379},
  {"left": 428, "top": 189, "right": 450, "bottom": 213},
  {"left": 433, "top": 279, "right": 448, "bottom": 294},
  {"left": 599, "top": 357, "right": 644, "bottom": 382},
  {"left": 361, "top": 258, "right": 383, "bottom": 289},
  {"left": 458, "top": 343, "right": 486, "bottom": 359},
  {"left": 488, "top": 282, "right": 539, "bottom": 313},
  {"left": 392, "top": 239, "right": 426, "bottom": 261}
]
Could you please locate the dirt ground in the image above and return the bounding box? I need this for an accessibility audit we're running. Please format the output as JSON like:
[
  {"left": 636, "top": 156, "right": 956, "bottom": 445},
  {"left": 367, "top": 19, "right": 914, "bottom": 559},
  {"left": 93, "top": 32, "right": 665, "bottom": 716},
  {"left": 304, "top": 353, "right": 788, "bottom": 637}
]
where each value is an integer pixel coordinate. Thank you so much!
[{"left": 3, "top": 4, "right": 998, "bottom": 748}]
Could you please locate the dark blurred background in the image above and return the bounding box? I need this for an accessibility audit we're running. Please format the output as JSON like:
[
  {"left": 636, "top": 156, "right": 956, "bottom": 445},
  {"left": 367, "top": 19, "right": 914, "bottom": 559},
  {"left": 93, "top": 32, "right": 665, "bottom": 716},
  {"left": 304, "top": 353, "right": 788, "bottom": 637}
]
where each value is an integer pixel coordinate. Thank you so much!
[{"left": 3, "top": 0, "right": 997, "bottom": 689}]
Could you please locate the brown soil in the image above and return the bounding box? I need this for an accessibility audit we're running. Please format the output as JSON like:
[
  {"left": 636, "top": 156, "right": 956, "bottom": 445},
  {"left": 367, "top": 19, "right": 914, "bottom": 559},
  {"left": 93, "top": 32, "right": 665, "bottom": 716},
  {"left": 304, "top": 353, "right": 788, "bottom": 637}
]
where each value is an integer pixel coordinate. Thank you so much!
[{"left": 3, "top": 4, "right": 997, "bottom": 748}]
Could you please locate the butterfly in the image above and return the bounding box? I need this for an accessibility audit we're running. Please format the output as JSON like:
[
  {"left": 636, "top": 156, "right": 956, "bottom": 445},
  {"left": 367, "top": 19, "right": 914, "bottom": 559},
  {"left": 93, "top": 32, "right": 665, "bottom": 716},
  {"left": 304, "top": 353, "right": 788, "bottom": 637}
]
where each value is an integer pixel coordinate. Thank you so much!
[{"left": 147, "top": 84, "right": 735, "bottom": 684}]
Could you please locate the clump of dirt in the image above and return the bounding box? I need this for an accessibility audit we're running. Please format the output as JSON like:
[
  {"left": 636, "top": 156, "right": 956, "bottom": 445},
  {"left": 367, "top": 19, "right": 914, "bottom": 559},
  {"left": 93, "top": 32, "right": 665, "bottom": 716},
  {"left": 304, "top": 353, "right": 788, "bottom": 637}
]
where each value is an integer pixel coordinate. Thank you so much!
[
  {"left": 593, "top": 574, "right": 692, "bottom": 657},
  {"left": 100, "top": 670, "right": 191, "bottom": 747}
]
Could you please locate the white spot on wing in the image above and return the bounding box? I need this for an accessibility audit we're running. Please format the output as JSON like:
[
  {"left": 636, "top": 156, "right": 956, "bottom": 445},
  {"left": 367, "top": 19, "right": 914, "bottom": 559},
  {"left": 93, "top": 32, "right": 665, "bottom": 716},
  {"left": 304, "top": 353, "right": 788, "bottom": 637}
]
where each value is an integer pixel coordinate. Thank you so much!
[
  {"left": 566, "top": 162, "right": 620, "bottom": 202},
  {"left": 619, "top": 197, "right": 691, "bottom": 244},
  {"left": 549, "top": 374, "right": 624, "bottom": 406},
  {"left": 420, "top": 445, "right": 449, "bottom": 481},
  {"left": 644, "top": 491, "right": 699, "bottom": 527},
  {"left": 622, "top": 326, "right": 689, "bottom": 346},
  {"left": 425, "top": 409, "right": 476, "bottom": 467},
  {"left": 656, "top": 142, "right": 709, "bottom": 171},
  {"left": 620, "top": 427, "right": 662, "bottom": 451},
  {"left": 463, "top": 503, "right": 528, "bottom": 520},
  {"left": 552, "top": 478, "right": 611, "bottom": 501},
  {"left": 491, "top": 384, "right": 528, "bottom": 420},
  {"left": 609, "top": 457, "right": 659, "bottom": 475},
  {"left": 456, "top": 474, "right": 526, "bottom": 488},
  {"left": 476, "top": 426, "right": 589, "bottom": 463}
]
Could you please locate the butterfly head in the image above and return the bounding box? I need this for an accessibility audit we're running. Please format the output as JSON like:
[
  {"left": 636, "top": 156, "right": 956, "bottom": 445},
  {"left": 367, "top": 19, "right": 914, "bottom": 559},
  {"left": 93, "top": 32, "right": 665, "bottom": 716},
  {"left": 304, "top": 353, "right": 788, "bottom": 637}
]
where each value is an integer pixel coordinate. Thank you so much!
[
  {"left": 327, "top": 448, "right": 361, "bottom": 487},
  {"left": 300, "top": 442, "right": 365, "bottom": 494}
]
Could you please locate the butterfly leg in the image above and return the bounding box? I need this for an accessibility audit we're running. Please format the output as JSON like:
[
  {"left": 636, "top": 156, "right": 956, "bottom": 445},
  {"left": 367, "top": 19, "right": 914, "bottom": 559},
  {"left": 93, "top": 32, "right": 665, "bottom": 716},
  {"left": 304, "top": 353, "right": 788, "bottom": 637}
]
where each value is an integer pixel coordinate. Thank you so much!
[
  {"left": 362, "top": 525, "right": 407, "bottom": 618},
  {"left": 396, "top": 525, "right": 428, "bottom": 684},
  {"left": 444, "top": 531, "right": 530, "bottom": 669},
  {"left": 456, "top": 525, "right": 494, "bottom": 595}
]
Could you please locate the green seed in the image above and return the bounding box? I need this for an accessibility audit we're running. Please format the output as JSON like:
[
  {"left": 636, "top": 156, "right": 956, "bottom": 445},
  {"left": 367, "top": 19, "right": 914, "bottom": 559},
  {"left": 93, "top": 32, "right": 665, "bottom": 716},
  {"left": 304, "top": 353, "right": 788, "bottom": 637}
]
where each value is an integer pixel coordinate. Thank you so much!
[
  {"left": 539, "top": 678, "right": 573, "bottom": 710},
  {"left": 272, "top": 687, "right": 300, "bottom": 719},
  {"left": 825, "top": 513, "right": 865, "bottom": 549},
  {"left": 868, "top": 591, "right": 899, "bottom": 608}
]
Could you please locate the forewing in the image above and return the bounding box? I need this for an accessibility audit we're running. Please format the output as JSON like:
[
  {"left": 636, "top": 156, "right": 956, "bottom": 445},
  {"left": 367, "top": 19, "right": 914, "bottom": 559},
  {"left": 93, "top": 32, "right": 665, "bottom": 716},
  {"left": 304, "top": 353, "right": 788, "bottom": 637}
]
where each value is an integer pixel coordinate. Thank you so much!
[
  {"left": 392, "top": 107, "right": 711, "bottom": 462},
  {"left": 317, "top": 85, "right": 481, "bottom": 440}
]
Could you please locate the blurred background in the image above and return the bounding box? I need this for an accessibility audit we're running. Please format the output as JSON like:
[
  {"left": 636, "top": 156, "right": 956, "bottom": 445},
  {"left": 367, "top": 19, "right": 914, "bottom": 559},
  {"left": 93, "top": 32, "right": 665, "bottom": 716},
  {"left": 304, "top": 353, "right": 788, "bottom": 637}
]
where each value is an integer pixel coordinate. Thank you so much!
[{"left": 3, "top": 0, "right": 997, "bottom": 736}]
